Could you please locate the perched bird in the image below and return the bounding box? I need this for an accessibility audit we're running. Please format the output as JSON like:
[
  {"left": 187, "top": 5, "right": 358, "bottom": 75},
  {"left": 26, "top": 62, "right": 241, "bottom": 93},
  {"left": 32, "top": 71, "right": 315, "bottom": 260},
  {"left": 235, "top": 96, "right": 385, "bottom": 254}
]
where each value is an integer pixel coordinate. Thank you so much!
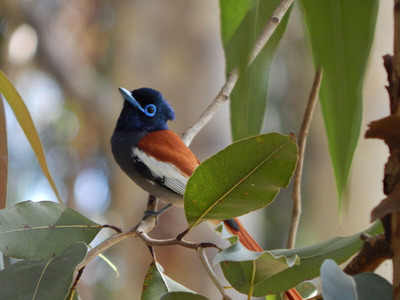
[{"left": 111, "top": 87, "right": 302, "bottom": 300}]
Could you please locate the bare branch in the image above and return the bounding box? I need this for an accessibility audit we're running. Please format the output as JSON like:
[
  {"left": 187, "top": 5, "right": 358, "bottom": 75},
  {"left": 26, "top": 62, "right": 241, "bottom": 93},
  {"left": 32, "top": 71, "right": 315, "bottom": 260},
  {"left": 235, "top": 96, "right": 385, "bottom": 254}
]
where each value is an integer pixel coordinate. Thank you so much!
[
  {"left": 137, "top": 231, "right": 220, "bottom": 250},
  {"left": 182, "top": 0, "right": 294, "bottom": 146},
  {"left": 74, "top": 210, "right": 219, "bottom": 288},
  {"left": 182, "top": 70, "right": 239, "bottom": 146},
  {"left": 287, "top": 67, "right": 323, "bottom": 249},
  {"left": 248, "top": 0, "right": 294, "bottom": 63}
]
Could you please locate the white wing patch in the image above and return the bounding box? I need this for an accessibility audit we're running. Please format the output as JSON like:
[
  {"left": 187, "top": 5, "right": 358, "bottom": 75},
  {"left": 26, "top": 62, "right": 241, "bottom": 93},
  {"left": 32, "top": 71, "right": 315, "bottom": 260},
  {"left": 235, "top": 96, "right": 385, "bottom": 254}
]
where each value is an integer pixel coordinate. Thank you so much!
[{"left": 132, "top": 147, "right": 188, "bottom": 196}]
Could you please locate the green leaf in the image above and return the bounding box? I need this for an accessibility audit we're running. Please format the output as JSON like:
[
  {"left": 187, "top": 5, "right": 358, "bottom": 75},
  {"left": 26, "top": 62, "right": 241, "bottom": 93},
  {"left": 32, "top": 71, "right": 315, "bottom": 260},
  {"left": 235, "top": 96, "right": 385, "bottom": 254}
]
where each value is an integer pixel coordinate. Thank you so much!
[
  {"left": 0, "top": 70, "right": 62, "bottom": 203},
  {"left": 142, "top": 262, "right": 195, "bottom": 300},
  {"left": 0, "top": 242, "right": 87, "bottom": 300},
  {"left": 0, "top": 97, "right": 7, "bottom": 209},
  {"left": 216, "top": 242, "right": 299, "bottom": 296},
  {"left": 299, "top": 0, "right": 379, "bottom": 205},
  {"left": 353, "top": 272, "right": 392, "bottom": 300},
  {"left": 159, "top": 292, "right": 209, "bottom": 300},
  {"left": 321, "top": 259, "right": 357, "bottom": 300},
  {"left": 0, "top": 200, "right": 101, "bottom": 260},
  {"left": 219, "top": 0, "right": 252, "bottom": 47},
  {"left": 221, "top": 222, "right": 382, "bottom": 296},
  {"left": 184, "top": 133, "right": 298, "bottom": 228},
  {"left": 321, "top": 260, "right": 392, "bottom": 300},
  {"left": 219, "top": 0, "right": 291, "bottom": 140}
]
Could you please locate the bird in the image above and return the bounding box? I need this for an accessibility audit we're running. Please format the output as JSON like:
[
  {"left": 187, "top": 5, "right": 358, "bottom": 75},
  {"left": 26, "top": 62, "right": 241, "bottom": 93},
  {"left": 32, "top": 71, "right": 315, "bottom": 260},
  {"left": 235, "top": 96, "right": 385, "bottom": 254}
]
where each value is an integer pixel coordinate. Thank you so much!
[{"left": 111, "top": 87, "right": 302, "bottom": 300}]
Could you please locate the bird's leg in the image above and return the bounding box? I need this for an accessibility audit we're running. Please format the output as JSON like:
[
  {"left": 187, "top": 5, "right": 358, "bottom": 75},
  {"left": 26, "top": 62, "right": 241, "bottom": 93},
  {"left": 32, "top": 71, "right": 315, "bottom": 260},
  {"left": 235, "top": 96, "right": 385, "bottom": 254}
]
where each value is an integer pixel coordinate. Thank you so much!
[
  {"left": 142, "top": 194, "right": 173, "bottom": 223},
  {"left": 143, "top": 203, "right": 172, "bottom": 219},
  {"left": 146, "top": 194, "right": 158, "bottom": 211}
]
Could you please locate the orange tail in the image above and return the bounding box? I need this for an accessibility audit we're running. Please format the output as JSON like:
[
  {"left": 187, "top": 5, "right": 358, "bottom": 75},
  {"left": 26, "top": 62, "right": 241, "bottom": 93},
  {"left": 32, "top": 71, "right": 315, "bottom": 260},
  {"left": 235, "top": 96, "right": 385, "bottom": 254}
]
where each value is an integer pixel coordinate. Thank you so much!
[{"left": 224, "top": 218, "right": 303, "bottom": 300}]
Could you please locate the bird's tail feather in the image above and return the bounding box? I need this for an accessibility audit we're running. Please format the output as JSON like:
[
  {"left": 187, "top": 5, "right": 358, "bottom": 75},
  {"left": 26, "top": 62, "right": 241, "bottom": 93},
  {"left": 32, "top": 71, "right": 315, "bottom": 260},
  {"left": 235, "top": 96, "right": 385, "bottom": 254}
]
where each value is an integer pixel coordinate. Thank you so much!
[{"left": 223, "top": 218, "right": 303, "bottom": 300}]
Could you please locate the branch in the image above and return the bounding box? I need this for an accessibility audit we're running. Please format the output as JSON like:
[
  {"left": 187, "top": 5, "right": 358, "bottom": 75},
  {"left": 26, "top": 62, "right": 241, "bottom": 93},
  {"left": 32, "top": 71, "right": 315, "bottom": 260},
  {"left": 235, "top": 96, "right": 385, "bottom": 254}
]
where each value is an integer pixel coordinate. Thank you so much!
[
  {"left": 181, "top": 0, "right": 294, "bottom": 146},
  {"left": 286, "top": 67, "right": 323, "bottom": 249},
  {"left": 75, "top": 196, "right": 159, "bottom": 283},
  {"left": 74, "top": 207, "right": 219, "bottom": 288},
  {"left": 248, "top": 0, "right": 294, "bottom": 63},
  {"left": 137, "top": 231, "right": 220, "bottom": 250}
]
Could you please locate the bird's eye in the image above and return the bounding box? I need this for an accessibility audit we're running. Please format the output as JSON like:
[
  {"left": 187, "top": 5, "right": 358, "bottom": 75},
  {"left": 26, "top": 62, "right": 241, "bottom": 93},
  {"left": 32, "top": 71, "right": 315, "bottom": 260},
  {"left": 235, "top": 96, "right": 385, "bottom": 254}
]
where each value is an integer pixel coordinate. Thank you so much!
[{"left": 144, "top": 104, "right": 156, "bottom": 117}]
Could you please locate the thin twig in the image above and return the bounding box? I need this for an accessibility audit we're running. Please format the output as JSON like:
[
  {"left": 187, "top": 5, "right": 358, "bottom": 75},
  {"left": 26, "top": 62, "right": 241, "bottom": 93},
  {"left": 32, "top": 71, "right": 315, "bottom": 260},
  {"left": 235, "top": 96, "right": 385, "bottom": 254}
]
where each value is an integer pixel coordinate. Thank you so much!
[
  {"left": 74, "top": 211, "right": 219, "bottom": 288},
  {"left": 181, "top": 70, "right": 239, "bottom": 146},
  {"left": 137, "top": 231, "right": 220, "bottom": 250},
  {"left": 101, "top": 224, "right": 122, "bottom": 233},
  {"left": 181, "top": 0, "right": 294, "bottom": 146},
  {"left": 76, "top": 227, "right": 138, "bottom": 272},
  {"left": 197, "top": 248, "right": 232, "bottom": 300},
  {"left": 75, "top": 212, "right": 158, "bottom": 277},
  {"left": 248, "top": 0, "right": 294, "bottom": 63},
  {"left": 286, "top": 67, "right": 323, "bottom": 249}
]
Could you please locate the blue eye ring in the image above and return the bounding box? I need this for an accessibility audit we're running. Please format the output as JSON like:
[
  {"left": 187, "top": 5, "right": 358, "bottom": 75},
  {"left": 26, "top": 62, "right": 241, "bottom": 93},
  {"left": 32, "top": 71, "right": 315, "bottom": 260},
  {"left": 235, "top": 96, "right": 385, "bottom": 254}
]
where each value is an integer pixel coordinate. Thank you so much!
[{"left": 144, "top": 104, "right": 157, "bottom": 117}]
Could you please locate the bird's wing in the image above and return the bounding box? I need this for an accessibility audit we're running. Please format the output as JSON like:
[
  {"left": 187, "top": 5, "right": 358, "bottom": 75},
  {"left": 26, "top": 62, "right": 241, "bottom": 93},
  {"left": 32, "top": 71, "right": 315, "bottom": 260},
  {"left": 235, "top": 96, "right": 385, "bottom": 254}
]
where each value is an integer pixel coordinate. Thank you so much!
[
  {"left": 138, "top": 130, "right": 199, "bottom": 177},
  {"left": 132, "top": 147, "right": 188, "bottom": 196}
]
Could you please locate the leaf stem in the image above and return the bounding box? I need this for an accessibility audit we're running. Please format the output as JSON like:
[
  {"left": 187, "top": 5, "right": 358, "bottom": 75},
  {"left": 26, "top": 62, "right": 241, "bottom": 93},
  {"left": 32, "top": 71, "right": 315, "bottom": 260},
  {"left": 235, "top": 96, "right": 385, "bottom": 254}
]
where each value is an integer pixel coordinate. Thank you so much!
[
  {"left": 197, "top": 248, "right": 232, "bottom": 300},
  {"left": 247, "top": 260, "right": 256, "bottom": 300},
  {"left": 287, "top": 67, "right": 323, "bottom": 249}
]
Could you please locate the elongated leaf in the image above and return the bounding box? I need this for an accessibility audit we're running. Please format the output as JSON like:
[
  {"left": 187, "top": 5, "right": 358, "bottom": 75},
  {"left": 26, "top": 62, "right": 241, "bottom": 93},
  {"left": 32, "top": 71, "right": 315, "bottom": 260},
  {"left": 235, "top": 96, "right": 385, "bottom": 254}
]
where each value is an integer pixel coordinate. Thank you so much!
[
  {"left": 321, "top": 259, "right": 357, "bottom": 300},
  {"left": 0, "top": 200, "right": 101, "bottom": 260},
  {"left": 299, "top": 0, "right": 379, "bottom": 206},
  {"left": 0, "top": 70, "right": 62, "bottom": 203},
  {"left": 220, "top": 222, "right": 382, "bottom": 296},
  {"left": 184, "top": 133, "right": 298, "bottom": 228},
  {"left": 219, "top": 0, "right": 251, "bottom": 47},
  {"left": 0, "top": 98, "right": 6, "bottom": 209},
  {"left": 215, "top": 242, "right": 299, "bottom": 295},
  {"left": 321, "top": 260, "right": 393, "bottom": 300},
  {"left": 220, "top": 0, "right": 291, "bottom": 140},
  {"left": 0, "top": 242, "right": 86, "bottom": 300},
  {"left": 160, "top": 292, "right": 209, "bottom": 300},
  {"left": 142, "top": 262, "right": 197, "bottom": 300}
]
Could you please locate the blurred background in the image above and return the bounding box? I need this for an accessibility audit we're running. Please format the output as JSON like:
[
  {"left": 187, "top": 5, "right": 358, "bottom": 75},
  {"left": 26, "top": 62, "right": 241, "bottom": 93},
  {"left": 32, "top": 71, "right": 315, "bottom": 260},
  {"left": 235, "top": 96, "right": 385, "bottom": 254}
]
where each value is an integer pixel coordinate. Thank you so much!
[{"left": 0, "top": 1, "right": 393, "bottom": 299}]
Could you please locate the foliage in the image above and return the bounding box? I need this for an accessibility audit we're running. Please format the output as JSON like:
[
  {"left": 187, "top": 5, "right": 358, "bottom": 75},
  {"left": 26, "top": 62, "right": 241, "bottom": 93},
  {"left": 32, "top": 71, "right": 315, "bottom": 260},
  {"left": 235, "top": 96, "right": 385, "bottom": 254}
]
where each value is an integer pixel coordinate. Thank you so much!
[
  {"left": 185, "top": 133, "right": 298, "bottom": 227},
  {"left": 298, "top": 0, "right": 379, "bottom": 206},
  {"left": 320, "top": 260, "right": 392, "bottom": 300},
  {"left": 0, "top": 70, "right": 62, "bottom": 204},
  {"left": 0, "top": 1, "right": 392, "bottom": 300},
  {"left": 220, "top": 0, "right": 291, "bottom": 141}
]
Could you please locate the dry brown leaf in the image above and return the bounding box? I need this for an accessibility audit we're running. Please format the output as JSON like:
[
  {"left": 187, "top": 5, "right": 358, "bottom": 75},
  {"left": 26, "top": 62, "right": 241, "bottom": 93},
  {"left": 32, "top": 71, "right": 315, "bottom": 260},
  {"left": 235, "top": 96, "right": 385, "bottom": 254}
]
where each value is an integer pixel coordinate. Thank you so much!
[
  {"left": 371, "top": 181, "right": 400, "bottom": 221},
  {"left": 365, "top": 115, "right": 400, "bottom": 149}
]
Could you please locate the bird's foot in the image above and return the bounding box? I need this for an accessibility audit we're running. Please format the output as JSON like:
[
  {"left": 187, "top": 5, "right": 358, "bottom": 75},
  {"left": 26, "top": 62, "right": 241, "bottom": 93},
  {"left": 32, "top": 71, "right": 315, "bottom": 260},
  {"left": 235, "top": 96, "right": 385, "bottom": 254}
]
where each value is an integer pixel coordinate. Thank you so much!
[{"left": 142, "top": 203, "right": 172, "bottom": 223}]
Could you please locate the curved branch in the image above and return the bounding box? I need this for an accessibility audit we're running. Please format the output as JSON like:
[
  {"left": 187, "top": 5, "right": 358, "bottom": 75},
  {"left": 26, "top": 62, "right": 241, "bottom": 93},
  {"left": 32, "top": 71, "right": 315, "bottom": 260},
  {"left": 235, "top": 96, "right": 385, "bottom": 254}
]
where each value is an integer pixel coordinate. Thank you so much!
[
  {"left": 287, "top": 67, "right": 323, "bottom": 249},
  {"left": 181, "top": 0, "right": 294, "bottom": 146}
]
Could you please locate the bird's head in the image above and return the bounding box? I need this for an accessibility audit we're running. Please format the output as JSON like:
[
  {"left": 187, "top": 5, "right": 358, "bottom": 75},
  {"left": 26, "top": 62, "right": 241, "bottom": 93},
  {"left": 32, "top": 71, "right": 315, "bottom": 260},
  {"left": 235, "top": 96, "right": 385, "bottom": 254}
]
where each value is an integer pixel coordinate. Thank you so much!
[{"left": 116, "top": 87, "right": 175, "bottom": 132}]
